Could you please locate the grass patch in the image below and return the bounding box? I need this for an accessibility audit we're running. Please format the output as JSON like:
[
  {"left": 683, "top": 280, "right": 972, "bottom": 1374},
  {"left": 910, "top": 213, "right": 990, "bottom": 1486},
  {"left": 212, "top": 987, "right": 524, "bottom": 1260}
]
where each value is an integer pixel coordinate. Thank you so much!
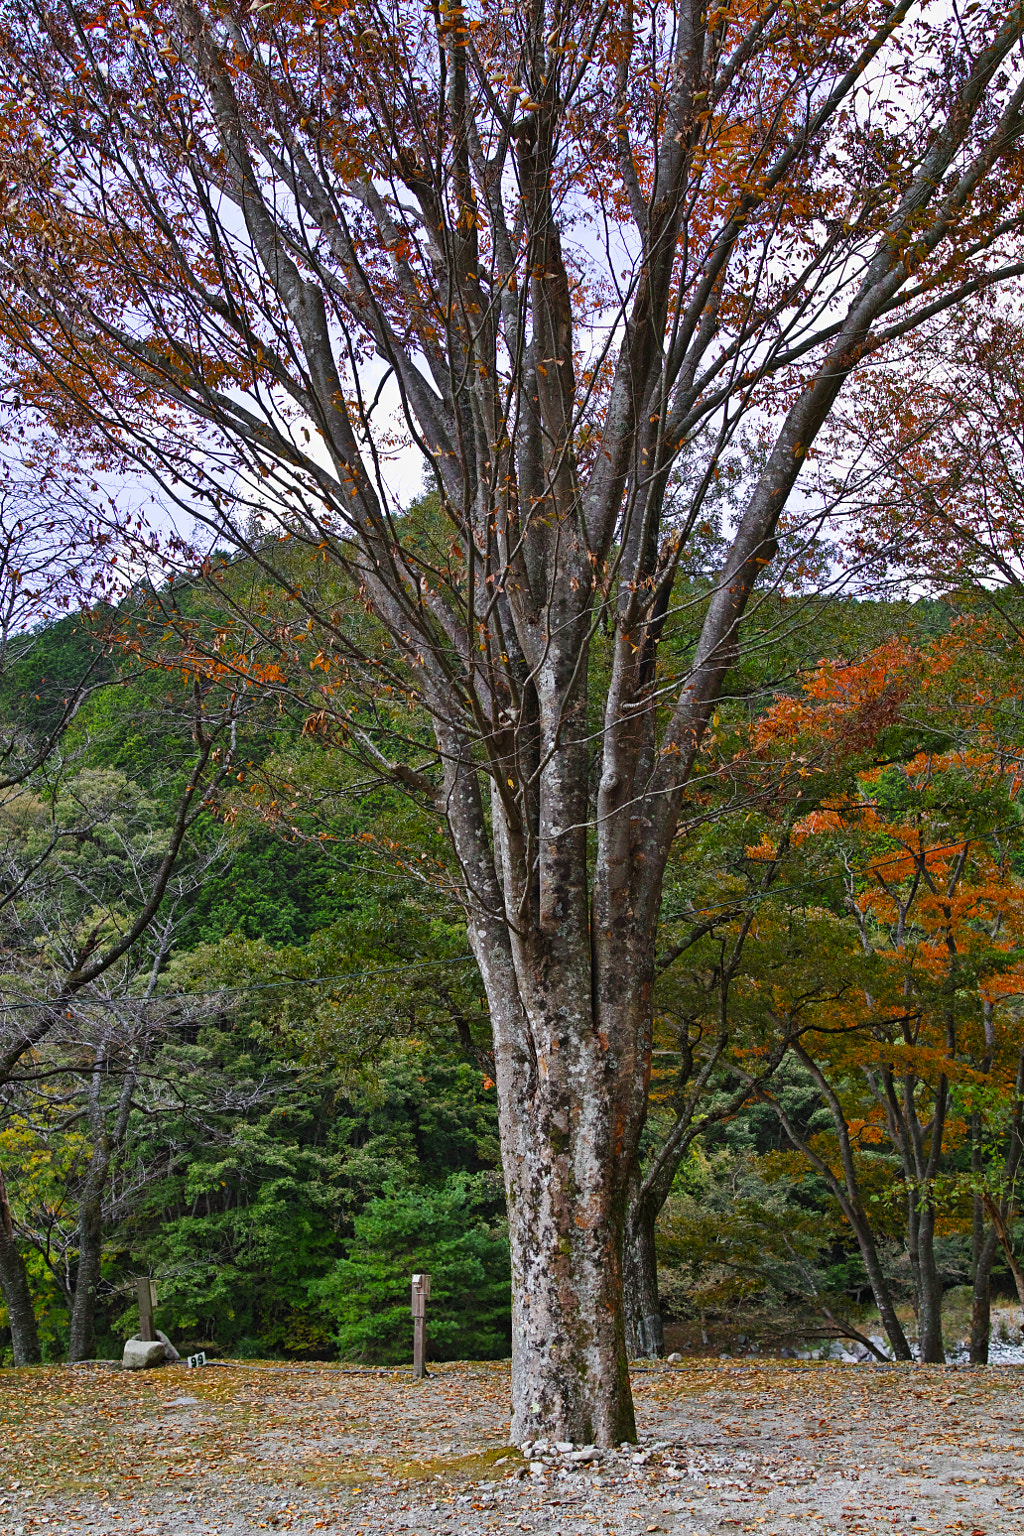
[{"left": 385, "top": 1445, "right": 523, "bottom": 1483}]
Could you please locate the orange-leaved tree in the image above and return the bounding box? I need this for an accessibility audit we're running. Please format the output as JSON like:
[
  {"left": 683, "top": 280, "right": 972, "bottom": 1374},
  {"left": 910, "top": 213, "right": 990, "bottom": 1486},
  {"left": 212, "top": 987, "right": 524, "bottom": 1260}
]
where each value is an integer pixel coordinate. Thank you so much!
[
  {"left": 2, "top": 0, "right": 1024, "bottom": 1437},
  {"left": 746, "top": 632, "right": 1024, "bottom": 1363}
]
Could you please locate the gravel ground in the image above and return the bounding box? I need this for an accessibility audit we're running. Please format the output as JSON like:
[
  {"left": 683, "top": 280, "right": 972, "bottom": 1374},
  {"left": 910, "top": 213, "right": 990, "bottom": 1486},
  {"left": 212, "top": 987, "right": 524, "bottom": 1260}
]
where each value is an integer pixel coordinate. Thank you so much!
[{"left": 2, "top": 1357, "right": 1023, "bottom": 1534}]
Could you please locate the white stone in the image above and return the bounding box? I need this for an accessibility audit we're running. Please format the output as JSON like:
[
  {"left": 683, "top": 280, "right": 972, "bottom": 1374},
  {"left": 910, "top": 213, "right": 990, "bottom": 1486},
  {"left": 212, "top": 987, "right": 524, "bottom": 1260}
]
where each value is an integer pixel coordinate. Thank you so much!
[
  {"left": 123, "top": 1329, "right": 179, "bottom": 1365},
  {"left": 123, "top": 1338, "right": 166, "bottom": 1371}
]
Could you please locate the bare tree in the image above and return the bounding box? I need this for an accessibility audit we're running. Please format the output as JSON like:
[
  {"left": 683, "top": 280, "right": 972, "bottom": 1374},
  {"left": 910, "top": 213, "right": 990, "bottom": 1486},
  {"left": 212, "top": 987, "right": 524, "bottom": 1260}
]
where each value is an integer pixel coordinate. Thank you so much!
[
  {"left": 0, "top": 778, "right": 234, "bottom": 1361},
  {"left": 2, "top": 0, "right": 1024, "bottom": 1437}
]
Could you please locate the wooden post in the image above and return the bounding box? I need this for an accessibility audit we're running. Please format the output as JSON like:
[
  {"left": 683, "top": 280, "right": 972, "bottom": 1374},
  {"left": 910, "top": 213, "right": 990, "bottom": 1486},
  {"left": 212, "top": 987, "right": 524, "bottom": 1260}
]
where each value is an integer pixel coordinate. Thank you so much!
[
  {"left": 138, "top": 1278, "right": 158, "bottom": 1342},
  {"left": 411, "top": 1272, "right": 430, "bottom": 1379}
]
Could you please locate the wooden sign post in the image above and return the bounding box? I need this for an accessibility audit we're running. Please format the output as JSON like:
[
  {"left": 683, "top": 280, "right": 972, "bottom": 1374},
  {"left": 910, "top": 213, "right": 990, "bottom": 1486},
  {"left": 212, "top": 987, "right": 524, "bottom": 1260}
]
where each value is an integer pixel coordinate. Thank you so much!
[
  {"left": 411, "top": 1272, "right": 430, "bottom": 1380},
  {"left": 138, "top": 1278, "right": 158, "bottom": 1342}
]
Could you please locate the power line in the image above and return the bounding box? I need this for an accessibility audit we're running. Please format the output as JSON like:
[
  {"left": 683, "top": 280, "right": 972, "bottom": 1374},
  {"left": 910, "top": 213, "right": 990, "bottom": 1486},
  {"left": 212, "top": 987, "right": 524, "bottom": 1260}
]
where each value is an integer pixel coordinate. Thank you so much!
[
  {"left": 0, "top": 954, "right": 478, "bottom": 1014},
  {"left": 659, "top": 814, "right": 1024, "bottom": 928},
  {"left": 4, "top": 818, "right": 1022, "bottom": 1019}
]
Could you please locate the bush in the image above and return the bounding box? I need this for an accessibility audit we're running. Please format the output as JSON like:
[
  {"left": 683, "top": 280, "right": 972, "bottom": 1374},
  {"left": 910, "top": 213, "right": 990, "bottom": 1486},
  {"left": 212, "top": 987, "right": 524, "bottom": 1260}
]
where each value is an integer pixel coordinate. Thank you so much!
[{"left": 314, "top": 1174, "right": 511, "bottom": 1363}]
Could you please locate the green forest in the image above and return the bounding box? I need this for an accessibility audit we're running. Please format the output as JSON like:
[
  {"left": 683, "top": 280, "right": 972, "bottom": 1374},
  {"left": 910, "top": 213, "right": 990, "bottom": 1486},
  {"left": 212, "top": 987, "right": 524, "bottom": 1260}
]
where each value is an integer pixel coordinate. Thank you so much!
[{"left": 4, "top": 534, "right": 1024, "bottom": 1372}]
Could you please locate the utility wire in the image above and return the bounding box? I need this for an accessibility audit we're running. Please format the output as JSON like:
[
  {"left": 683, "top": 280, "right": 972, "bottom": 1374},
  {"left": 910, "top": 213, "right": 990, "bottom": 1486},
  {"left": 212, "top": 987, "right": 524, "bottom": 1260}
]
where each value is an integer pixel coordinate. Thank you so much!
[
  {"left": 4, "top": 814, "right": 1023, "bottom": 1017},
  {"left": 0, "top": 954, "right": 478, "bottom": 1013}
]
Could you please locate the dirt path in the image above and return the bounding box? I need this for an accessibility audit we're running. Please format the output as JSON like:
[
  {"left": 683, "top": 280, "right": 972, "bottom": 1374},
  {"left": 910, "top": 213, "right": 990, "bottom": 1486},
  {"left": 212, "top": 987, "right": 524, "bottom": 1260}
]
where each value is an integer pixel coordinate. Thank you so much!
[{"left": 1, "top": 1359, "right": 1022, "bottom": 1534}]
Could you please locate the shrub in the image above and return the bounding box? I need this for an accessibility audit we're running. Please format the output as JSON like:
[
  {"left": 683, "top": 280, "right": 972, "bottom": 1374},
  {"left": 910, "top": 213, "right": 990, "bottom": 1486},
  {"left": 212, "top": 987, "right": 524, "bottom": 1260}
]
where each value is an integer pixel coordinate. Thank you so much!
[{"left": 314, "top": 1174, "right": 511, "bottom": 1363}]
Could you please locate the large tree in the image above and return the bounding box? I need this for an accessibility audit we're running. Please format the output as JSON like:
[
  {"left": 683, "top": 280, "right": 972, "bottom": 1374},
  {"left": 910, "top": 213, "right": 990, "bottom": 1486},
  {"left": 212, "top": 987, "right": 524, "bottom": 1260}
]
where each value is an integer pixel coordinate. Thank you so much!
[{"left": 2, "top": 0, "right": 1024, "bottom": 1440}]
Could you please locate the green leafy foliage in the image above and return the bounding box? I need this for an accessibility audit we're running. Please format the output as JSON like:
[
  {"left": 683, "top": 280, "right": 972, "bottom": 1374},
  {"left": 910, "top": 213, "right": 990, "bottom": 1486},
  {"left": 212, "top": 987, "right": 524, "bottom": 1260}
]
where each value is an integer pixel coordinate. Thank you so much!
[
  {"left": 656, "top": 1143, "right": 866, "bottom": 1331},
  {"left": 8, "top": 567, "right": 1024, "bottom": 1372},
  {"left": 313, "top": 1173, "right": 511, "bottom": 1363},
  {"left": 107, "top": 1034, "right": 503, "bottom": 1358}
]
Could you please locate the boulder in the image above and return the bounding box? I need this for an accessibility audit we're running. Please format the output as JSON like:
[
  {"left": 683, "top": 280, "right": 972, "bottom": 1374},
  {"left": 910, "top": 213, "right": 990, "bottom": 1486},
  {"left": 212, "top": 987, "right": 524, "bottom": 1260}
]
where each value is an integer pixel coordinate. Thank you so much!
[
  {"left": 155, "top": 1329, "right": 181, "bottom": 1363},
  {"left": 123, "top": 1337, "right": 167, "bottom": 1371},
  {"left": 122, "top": 1330, "right": 179, "bottom": 1370}
]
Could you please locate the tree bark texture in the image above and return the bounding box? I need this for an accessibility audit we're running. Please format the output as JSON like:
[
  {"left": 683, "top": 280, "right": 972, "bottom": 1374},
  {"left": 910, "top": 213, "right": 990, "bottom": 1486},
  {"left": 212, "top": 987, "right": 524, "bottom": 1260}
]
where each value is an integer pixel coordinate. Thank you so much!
[
  {"left": 849, "top": 1214, "right": 913, "bottom": 1363},
  {"left": 970, "top": 1127, "right": 991, "bottom": 1365},
  {"left": 623, "top": 1193, "right": 664, "bottom": 1360},
  {"left": 909, "top": 1069, "right": 949, "bottom": 1365},
  {"left": 914, "top": 1201, "right": 945, "bottom": 1364},
  {"left": 0, "top": 1162, "right": 41, "bottom": 1366},
  {"left": 67, "top": 1057, "right": 136, "bottom": 1363},
  {"left": 869, "top": 1057, "right": 951, "bottom": 1364},
  {"left": 67, "top": 1194, "right": 103, "bottom": 1364},
  {"left": 479, "top": 926, "right": 645, "bottom": 1443}
]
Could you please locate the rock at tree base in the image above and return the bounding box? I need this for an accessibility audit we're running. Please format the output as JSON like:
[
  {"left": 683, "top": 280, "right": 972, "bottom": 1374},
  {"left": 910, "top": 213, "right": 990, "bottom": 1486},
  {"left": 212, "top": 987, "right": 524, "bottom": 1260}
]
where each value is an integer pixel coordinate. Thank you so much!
[
  {"left": 123, "top": 1338, "right": 166, "bottom": 1370},
  {"left": 154, "top": 1329, "right": 181, "bottom": 1362},
  {"left": 122, "top": 1330, "right": 179, "bottom": 1370}
]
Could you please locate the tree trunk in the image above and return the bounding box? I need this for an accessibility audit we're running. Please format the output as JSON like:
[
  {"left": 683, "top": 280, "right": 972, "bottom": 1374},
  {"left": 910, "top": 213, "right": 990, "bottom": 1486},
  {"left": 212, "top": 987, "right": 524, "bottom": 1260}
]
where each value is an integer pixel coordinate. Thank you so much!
[
  {"left": 846, "top": 1209, "right": 914, "bottom": 1362},
  {"left": 768, "top": 1117, "right": 912, "bottom": 1361},
  {"left": 971, "top": 1223, "right": 998, "bottom": 1365},
  {"left": 981, "top": 1192, "right": 1024, "bottom": 1331},
  {"left": 67, "top": 1051, "right": 132, "bottom": 1363},
  {"left": 623, "top": 1191, "right": 664, "bottom": 1359},
  {"left": 479, "top": 926, "right": 643, "bottom": 1446},
  {"left": 770, "top": 1051, "right": 913, "bottom": 1361},
  {"left": 68, "top": 1192, "right": 103, "bottom": 1363},
  {"left": 916, "top": 1200, "right": 945, "bottom": 1364},
  {"left": 494, "top": 1028, "right": 638, "bottom": 1444},
  {"left": 505, "top": 1161, "right": 634, "bottom": 1446},
  {"left": 970, "top": 1130, "right": 990, "bottom": 1365},
  {"left": 862, "top": 1252, "right": 910, "bottom": 1362},
  {"left": 0, "top": 1163, "right": 41, "bottom": 1366}
]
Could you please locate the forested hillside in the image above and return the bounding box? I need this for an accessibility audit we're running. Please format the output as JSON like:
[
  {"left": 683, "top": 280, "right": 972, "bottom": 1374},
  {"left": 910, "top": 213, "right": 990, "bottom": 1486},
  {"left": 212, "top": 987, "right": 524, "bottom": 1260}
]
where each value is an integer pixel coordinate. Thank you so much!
[
  {"left": 0, "top": 564, "right": 508, "bottom": 1363},
  {"left": 4, "top": 552, "right": 1024, "bottom": 1371}
]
